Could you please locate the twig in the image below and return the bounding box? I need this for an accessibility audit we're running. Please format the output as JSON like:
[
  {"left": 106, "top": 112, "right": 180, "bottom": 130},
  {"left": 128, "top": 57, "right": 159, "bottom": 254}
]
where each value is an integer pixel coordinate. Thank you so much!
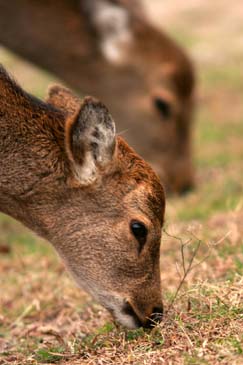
[{"left": 163, "top": 228, "right": 205, "bottom": 313}]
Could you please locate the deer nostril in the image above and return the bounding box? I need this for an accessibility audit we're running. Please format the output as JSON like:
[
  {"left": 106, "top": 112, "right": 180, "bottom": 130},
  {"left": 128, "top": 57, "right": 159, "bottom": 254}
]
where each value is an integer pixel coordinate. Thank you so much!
[
  {"left": 150, "top": 306, "right": 164, "bottom": 323},
  {"left": 179, "top": 183, "right": 194, "bottom": 196},
  {"left": 144, "top": 306, "right": 164, "bottom": 328}
]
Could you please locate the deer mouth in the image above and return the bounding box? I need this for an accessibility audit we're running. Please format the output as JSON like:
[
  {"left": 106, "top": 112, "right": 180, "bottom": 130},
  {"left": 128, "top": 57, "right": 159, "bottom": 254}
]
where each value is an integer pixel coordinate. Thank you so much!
[
  {"left": 104, "top": 303, "right": 140, "bottom": 329},
  {"left": 95, "top": 291, "right": 163, "bottom": 329},
  {"left": 97, "top": 294, "right": 141, "bottom": 329},
  {"left": 121, "top": 301, "right": 143, "bottom": 328},
  {"left": 122, "top": 301, "right": 164, "bottom": 329}
]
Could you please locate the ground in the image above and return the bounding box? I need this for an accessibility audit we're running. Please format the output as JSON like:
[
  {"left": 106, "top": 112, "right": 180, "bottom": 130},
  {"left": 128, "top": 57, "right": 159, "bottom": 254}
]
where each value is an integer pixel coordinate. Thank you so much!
[{"left": 0, "top": 1, "right": 243, "bottom": 364}]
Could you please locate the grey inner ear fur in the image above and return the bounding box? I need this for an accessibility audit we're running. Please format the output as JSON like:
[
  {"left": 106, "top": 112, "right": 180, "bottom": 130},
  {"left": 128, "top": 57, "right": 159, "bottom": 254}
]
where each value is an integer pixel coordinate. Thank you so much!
[{"left": 69, "top": 97, "right": 116, "bottom": 185}]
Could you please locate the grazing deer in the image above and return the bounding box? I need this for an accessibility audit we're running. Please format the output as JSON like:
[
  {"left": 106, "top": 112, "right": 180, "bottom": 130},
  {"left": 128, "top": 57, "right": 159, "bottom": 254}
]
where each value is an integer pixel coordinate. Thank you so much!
[
  {"left": 0, "top": 0, "right": 195, "bottom": 194},
  {"left": 0, "top": 66, "right": 165, "bottom": 329}
]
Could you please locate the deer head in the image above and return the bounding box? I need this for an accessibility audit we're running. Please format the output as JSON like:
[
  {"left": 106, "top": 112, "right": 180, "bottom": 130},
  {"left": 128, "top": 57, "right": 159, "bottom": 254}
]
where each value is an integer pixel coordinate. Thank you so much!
[
  {"left": 0, "top": 66, "right": 165, "bottom": 328},
  {"left": 83, "top": 0, "right": 196, "bottom": 194}
]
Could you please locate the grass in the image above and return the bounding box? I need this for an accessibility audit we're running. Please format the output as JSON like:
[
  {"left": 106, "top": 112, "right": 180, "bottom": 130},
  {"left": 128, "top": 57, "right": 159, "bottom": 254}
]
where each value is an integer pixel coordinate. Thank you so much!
[{"left": 1, "top": 1, "right": 243, "bottom": 363}]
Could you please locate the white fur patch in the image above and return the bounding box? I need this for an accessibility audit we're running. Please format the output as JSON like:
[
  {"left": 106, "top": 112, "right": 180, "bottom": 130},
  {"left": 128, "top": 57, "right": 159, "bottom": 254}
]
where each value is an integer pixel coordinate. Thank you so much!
[
  {"left": 79, "top": 284, "right": 138, "bottom": 329},
  {"left": 90, "top": 1, "right": 133, "bottom": 64},
  {"left": 113, "top": 307, "right": 138, "bottom": 329},
  {"left": 98, "top": 292, "right": 139, "bottom": 329},
  {"left": 73, "top": 151, "right": 97, "bottom": 186}
]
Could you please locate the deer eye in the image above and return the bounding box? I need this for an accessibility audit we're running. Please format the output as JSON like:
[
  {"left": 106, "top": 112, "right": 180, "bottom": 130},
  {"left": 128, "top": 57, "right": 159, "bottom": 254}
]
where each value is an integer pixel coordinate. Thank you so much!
[
  {"left": 130, "top": 221, "right": 148, "bottom": 252},
  {"left": 154, "top": 97, "right": 171, "bottom": 119}
]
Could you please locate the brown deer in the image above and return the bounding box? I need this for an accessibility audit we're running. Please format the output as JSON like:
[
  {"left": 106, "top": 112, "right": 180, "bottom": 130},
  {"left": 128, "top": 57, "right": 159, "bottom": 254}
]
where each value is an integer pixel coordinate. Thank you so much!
[
  {"left": 0, "top": 0, "right": 195, "bottom": 194},
  {"left": 0, "top": 66, "right": 165, "bottom": 329}
]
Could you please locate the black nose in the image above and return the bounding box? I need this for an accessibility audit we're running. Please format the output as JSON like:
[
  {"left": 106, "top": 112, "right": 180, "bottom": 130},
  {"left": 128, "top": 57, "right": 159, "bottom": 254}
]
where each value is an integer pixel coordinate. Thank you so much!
[
  {"left": 144, "top": 306, "right": 164, "bottom": 328},
  {"left": 179, "top": 183, "right": 194, "bottom": 196}
]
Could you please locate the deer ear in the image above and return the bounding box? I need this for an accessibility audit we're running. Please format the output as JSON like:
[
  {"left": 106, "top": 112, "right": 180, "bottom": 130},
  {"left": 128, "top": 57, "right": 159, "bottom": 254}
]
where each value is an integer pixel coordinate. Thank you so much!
[
  {"left": 65, "top": 96, "right": 116, "bottom": 186},
  {"left": 46, "top": 84, "right": 80, "bottom": 115}
]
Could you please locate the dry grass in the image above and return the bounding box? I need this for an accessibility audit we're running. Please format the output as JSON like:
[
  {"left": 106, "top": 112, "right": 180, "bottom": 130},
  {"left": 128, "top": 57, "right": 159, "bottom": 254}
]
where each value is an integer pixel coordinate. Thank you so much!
[
  {"left": 0, "top": 213, "right": 242, "bottom": 365},
  {"left": 1, "top": 0, "right": 243, "bottom": 364}
]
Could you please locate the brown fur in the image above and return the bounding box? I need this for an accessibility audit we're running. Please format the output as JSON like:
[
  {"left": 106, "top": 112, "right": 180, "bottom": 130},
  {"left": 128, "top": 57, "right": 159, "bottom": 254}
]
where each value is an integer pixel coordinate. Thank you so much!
[
  {"left": 0, "top": 0, "right": 195, "bottom": 194},
  {"left": 0, "top": 66, "right": 165, "bottom": 328}
]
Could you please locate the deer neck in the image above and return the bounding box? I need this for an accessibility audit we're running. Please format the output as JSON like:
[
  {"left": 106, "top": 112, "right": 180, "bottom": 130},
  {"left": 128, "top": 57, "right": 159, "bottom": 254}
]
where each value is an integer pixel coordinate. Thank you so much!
[{"left": 0, "top": 75, "right": 66, "bottom": 226}]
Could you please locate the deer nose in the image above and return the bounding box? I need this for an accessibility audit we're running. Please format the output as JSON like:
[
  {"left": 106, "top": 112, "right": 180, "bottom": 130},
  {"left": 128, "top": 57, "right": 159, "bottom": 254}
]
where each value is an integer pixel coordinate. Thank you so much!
[
  {"left": 123, "top": 302, "right": 163, "bottom": 328},
  {"left": 179, "top": 182, "right": 194, "bottom": 196},
  {"left": 144, "top": 306, "right": 164, "bottom": 328}
]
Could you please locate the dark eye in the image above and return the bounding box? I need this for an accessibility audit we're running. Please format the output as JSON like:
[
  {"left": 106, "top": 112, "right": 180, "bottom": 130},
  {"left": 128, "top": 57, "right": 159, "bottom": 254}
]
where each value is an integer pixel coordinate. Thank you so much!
[
  {"left": 154, "top": 97, "right": 171, "bottom": 119},
  {"left": 130, "top": 221, "right": 148, "bottom": 253}
]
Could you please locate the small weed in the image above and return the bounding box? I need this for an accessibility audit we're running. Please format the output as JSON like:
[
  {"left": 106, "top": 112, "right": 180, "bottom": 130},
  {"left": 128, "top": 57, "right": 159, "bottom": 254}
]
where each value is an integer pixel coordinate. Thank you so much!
[
  {"left": 231, "top": 338, "right": 243, "bottom": 354},
  {"left": 126, "top": 328, "right": 145, "bottom": 341},
  {"left": 97, "top": 322, "right": 114, "bottom": 335},
  {"left": 184, "top": 354, "right": 209, "bottom": 365},
  {"left": 36, "top": 347, "right": 65, "bottom": 363}
]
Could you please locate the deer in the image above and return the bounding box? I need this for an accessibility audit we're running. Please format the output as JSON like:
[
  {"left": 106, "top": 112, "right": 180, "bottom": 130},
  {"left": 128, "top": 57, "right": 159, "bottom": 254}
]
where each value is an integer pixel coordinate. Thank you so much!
[
  {"left": 0, "top": 0, "right": 196, "bottom": 194},
  {"left": 0, "top": 65, "right": 165, "bottom": 329}
]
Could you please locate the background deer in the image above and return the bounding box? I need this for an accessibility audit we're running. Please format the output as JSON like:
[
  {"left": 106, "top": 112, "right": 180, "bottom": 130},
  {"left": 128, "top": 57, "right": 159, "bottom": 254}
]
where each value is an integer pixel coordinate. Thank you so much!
[
  {"left": 0, "top": 66, "right": 165, "bottom": 329},
  {"left": 0, "top": 0, "right": 196, "bottom": 194}
]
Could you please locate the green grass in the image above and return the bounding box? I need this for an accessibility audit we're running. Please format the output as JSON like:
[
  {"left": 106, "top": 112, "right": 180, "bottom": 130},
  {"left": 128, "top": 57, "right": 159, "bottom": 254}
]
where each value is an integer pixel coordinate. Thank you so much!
[
  {"left": 201, "top": 65, "right": 243, "bottom": 91},
  {"left": 36, "top": 347, "right": 66, "bottom": 363}
]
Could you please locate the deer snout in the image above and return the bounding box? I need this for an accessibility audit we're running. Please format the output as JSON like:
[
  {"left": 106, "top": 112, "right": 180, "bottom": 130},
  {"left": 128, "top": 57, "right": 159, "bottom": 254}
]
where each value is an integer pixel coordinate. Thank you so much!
[
  {"left": 122, "top": 300, "right": 163, "bottom": 329},
  {"left": 165, "top": 163, "right": 195, "bottom": 195}
]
